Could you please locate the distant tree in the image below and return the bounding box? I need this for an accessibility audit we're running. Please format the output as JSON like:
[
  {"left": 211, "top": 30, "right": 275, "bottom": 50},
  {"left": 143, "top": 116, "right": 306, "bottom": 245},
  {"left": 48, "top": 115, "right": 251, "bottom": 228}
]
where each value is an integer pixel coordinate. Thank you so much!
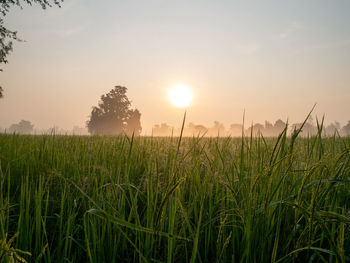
[
  {"left": 195, "top": 124, "right": 207, "bottom": 135},
  {"left": 87, "top": 86, "right": 142, "bottom": 135},
  {"left": 307, "top": 115, "right": 314, "bottom": 125},
  {"left": 341, "top": 121, "right": 350, "bottom": 136},
  {"left": 325, "top": 122, "right": 340, "bottom": 136},
  {"left": 8, "top": 120, "right": 34, "bottom": 134},
  {"left": 152, "top": 123, "right": 173, "bottom": 136},
  {"left": 246, "top": 123, "right": 264, "bottom": 136},
  {"left": 291, "top": 122, "right": 317, "bottom": 136},
  {"left": 274, "top": 119, "right": 286, "bottom": 130},
  {"left": 186, "top": 122, "right": 208, "bottom": 136},
  {"left": 265, "top": 121, "right": 273, "bottom": 129},
  {"left": 0, "top": 0, "right": 63, "bottom": 98},
  {"left": 228, "top": 124, "right": 243, "bottom": 136},
  {"left": 125, "top": 109, "right": 142, "bottom": 136},
  {"left": 208, "top": 121, "right": 225, "bottom": 136},
  {"left": 264, "top": 121, "right": 275, "bottom": 136}
]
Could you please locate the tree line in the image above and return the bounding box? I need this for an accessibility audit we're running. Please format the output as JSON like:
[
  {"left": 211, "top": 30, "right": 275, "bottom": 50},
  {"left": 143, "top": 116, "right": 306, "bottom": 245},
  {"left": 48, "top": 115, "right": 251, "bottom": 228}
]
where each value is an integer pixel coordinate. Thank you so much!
[
  {"left": 3, "top": 116, "right": 350, "bottom": 137},
  {"left": 152, "top": 118, "right": 350, "bottom": 137},
  {"left": 0, "top": 121, "right": 89, "bottom": 135}
]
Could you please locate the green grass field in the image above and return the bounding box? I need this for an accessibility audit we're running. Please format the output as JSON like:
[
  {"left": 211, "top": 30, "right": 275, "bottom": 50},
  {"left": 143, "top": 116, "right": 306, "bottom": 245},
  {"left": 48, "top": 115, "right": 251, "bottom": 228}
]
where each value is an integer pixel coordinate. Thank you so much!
[{"left": 0, "top": 127, "right": 349, "bottom": 262}]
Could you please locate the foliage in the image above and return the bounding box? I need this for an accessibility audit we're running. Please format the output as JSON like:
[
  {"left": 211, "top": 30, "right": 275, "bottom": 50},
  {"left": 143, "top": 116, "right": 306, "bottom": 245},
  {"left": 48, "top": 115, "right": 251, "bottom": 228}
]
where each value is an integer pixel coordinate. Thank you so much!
[
  {"left": 0, "top": 18, "right": 18, "bottom": 98},
  {"left": 8, "top": 120, "right": 34, "bottom": 134},
  {"left": 0, "top": 233, "right": 31, "bottom": 263},
  {"left": 87, "top": 86, "right": 142, "bottom": 136},
  {"left": 342, "top": 121, "right": 350, "bottom": 136},
  {"left": 0, "top": 121, "right": 349, "bottom": 262}
]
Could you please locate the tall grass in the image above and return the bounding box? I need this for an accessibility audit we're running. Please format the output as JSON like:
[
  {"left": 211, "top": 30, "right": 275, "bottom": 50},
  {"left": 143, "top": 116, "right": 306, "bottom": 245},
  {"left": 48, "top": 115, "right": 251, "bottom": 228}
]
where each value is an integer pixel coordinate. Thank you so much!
[{"left": 0, "top": 126, "right": 349, "bottom": 262}]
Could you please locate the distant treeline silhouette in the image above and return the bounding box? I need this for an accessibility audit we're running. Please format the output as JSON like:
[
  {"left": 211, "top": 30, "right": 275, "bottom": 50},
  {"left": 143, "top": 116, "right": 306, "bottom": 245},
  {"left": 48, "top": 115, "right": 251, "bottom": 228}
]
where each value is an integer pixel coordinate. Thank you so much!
[
  {"left": 0, "top": 120, "right": 89, "bottom": 135},
  {"left": 2, "top": 117, "right": 350, "bottom": 137},
  {"left": 152, "top": 118, "right": 350, "bottom": 137}
]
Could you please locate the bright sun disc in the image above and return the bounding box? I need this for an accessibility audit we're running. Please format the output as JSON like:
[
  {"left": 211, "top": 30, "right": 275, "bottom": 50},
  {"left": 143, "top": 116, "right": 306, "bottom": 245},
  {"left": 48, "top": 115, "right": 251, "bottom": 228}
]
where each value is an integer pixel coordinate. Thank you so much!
[{"left": 168, "top": 84, "right": 193, "bottom": 108}]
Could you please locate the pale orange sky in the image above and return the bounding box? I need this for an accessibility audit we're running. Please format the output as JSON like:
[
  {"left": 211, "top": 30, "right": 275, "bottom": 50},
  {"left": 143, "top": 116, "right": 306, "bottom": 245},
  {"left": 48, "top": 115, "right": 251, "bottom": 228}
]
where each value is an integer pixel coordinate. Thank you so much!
[{"left": 1, "top": 1, "right": 350, "bottom": 134}]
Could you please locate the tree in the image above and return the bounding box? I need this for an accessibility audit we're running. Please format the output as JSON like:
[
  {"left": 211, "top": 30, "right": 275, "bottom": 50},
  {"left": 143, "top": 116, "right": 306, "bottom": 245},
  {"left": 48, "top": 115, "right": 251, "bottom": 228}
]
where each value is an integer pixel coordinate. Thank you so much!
[
  {"left": 87, "top": 86, "right": 142, "bottom": 136},
  {"left": 8, "top": 120, "right": 34, "bottom": 134},
  {"left": 208, "top": 121, "right": 225, "bottom": 136},
  {"left": 263, "top": 121, "right": 275, "bottom": 136},
  {"left": 341, "top": 121, "right": 350, "bottom": 136},
  {"left": 246, "top": 123, "right": 264, "bottom": 136},
  {"left": 274, "top": 119, "right": 286, "bottom": 129},
  {"left": 0, "top": 0, "right": 62, "bottom": 98},
  {"left": 152, "top": 123, "right": 173, "bottom": 136},
  {"left": 229, "top": 124, "right": 243, "bottom": 136},
  {"left": 325, "top": 122, "right": 340, "bottom": 136},
  {"left": 125, "top": 109, "right": 142, "bottom": 136},
  {"left": 274, "top": 119, "right": 286, "bottom": 135},
  {"left": 186, "top": 122, "right": 208, "bottom": 136}
]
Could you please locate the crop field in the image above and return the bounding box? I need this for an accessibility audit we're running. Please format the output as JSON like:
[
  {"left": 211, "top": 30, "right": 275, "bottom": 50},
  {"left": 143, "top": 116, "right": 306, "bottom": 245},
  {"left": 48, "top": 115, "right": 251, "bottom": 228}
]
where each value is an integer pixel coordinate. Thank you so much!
[{"left": 0, "top": 128, "right": 349, "bottom": 262}]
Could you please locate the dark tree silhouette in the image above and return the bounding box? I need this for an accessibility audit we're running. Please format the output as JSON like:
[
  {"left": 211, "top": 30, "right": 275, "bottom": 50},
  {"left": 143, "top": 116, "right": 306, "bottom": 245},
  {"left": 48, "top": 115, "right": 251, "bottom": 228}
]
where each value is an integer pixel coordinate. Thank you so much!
[
  {"left": 87, "top": 86, "right": 142, "bottom": 136},
  {"left": 8, "top": 120, "right": 34, "bottom": 134},
  {"left": 0, "top": 0, "right": 62, "bottom": 98}
]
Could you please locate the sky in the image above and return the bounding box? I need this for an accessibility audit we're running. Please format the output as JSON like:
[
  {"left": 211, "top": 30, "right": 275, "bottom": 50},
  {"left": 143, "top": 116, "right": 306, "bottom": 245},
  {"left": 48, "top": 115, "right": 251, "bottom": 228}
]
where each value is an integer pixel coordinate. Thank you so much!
[{"left": 1, "top": 0, "right": 350, "bottom": 134}]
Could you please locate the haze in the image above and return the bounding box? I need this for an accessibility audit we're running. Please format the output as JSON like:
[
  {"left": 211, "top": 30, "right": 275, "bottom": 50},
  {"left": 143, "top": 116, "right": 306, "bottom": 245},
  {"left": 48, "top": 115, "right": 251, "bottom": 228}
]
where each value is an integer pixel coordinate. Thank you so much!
[{"left": 1, "top": 0, "right": 350, "bottom": 134}]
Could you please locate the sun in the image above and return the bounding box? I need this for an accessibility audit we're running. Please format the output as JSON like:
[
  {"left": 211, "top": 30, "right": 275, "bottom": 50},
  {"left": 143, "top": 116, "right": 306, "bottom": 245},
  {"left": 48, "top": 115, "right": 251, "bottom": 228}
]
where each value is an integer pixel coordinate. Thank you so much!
[{"left": 168, "top": 84, "right": 193, "bottom": 108}]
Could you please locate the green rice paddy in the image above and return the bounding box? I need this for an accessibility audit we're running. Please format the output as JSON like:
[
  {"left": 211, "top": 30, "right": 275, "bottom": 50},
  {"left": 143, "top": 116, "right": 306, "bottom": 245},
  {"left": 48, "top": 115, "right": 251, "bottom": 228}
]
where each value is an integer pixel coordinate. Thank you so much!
[{"left": 0, "top": 123, "right": 349, "bottom": 262}]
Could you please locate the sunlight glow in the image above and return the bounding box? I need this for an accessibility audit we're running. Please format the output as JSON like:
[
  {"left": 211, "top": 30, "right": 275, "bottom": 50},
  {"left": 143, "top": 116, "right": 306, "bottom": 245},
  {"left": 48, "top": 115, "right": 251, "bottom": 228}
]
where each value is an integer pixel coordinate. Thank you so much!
[{"left": 168, "top": 84, "right": 193, "bottom": 108}]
